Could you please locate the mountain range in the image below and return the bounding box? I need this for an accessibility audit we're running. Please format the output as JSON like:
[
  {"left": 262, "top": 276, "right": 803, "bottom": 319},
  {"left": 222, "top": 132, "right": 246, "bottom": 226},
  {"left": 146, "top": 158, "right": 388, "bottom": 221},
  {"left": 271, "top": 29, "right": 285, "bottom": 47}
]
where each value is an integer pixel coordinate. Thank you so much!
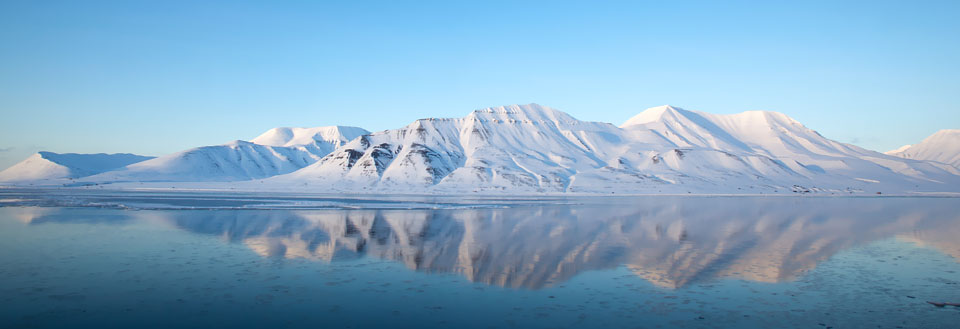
[
  {"left": 1, "top": 104, "right": 957, "bottom": 194},
  {"left": 81, "top": 125, "right": 369, "bottom": 183},
  {"left": 0, "top": 152, "right": 153, "bottom": 182}
]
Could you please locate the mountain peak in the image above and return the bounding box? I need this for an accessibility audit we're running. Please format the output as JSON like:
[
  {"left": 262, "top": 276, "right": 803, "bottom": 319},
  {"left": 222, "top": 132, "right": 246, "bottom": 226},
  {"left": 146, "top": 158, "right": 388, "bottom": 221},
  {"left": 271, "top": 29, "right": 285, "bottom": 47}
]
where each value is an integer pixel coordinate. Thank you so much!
[
  {"left": 0, "top": 152, "right": 153, "bottom": 182},
  {"left": 620, "top": 105, "right": 686, "bottom": 127},
  {"left": 622, "top": 106, "right": 804, "bottom": 129},
  {"left": 885, "top": 144, "right": 913, "bottom": 155},
  {"left": 252, "top": 125, "right": 369, "bottom": 147},
  {"left": 932, "top": 129, "right": 960, "bottom": 137},
  {"left": 469, "top": 103, "right": 579, "bottom": 123},
  {"left": 886, "top": 129, "right": 960, "bottom": 167}
]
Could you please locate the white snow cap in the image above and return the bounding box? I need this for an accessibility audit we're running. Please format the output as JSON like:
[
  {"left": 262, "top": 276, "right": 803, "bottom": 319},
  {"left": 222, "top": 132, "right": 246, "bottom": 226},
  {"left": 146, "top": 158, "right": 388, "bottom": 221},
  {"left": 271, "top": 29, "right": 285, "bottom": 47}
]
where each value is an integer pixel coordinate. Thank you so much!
[
  {"left": 620, "top": 105, "right": 685, "bottom": 127},
  {"left": 0, "top": 152, "right": 153, "bottom": 182},
  {"left": 884, "top": 144, "right": 913, "bottom": 155},
  {"left": 886, "top": 129, "right": 960, "bottom": 167},
  {"left": 621, "top": 105, "right": 801, "bottom": 128},
  {"left": 468, "top": 103, "right": 579, "bottom": 123},
  {"left": 252, "top": 126, "right": 369, "bottom": 147}
]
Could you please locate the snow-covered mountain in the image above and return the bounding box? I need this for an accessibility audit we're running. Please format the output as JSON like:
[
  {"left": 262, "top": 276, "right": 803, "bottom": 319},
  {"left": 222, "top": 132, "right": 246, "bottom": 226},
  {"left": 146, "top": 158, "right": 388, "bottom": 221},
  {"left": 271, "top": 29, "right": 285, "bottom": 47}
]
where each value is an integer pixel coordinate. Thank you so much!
[
  {"left": 251, "top": 125, "right": 370, "bottom": 149},
  {"left": 885, "top": 129, "right": 960, "bottom": 168},
  {"left": 614, "top": 106, "right": 960, "bottom": 192},
  {"left": 79, "top": 126, "right": 368, "bottom": 183},
  {"left": 270, "top": 104, "right": 960, "bottom": 194},
  {"left": 2, "top": 104, "right": 958, "bottom": 194},
  {"left": 0, "top": 152, "right": 153, "bottom": 182},
  {"left": 279, "top": 104, "right": 627, "bottom": 191}
]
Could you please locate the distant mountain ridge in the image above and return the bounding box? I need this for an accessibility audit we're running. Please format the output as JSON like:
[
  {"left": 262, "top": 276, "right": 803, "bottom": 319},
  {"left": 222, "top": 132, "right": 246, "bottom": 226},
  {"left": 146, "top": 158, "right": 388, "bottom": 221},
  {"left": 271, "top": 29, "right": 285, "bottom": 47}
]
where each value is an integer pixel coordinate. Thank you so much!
[
  {"left": 885, "top": 129, "right": 960, "bottom": 168},
  {"left": 0, "top": 152, "right": 153, "bottom": 182},
  {"left": 1, "top": 104, "right": 958, "bottom": 194},
  {"left": 272, "top": 104, "right": 959, "bottom": 194},
  {"left": 251, "top": 126, "right": 370, "bottom": 148},
  {"left": 83, "top": 126, "right": 369, "bottom": 182}
]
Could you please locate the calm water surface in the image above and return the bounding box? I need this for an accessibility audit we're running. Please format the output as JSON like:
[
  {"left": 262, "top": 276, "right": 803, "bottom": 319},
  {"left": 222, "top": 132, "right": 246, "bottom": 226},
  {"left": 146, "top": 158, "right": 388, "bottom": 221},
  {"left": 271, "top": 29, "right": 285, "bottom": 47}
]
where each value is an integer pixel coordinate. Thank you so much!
[{"left": 1, "top": 190, "right": 959, "bottom": 328}]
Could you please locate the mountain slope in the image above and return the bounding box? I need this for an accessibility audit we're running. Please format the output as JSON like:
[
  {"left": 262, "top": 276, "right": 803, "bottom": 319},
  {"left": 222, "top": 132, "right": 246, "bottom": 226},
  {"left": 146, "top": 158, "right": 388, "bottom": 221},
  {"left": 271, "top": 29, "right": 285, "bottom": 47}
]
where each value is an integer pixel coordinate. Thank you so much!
[
  {"left": 251, "top": 125, "right": 369, "bottom": 148},
  {"left": 621, "top": 105, "right": 869, "bottom": 158},
  {"left": 0, "top": 152, "right": 153, "bottom": 182},
  {"left": 81, "top": 126, "right": 368, "bottom": 183},
  {"left": 277, "top": 104, "right": 632, "bottom": 191},
  {"left": 4, "top": 104, "right": 957, "bottom": 194},
  {"left": 83, "top": 141, "right": 326, "bottom": 182},
  {"left": 269, "top": 104, "right": 960, "bottom": 194},
  {"left": 885, "top": 129, "right": 960, "bottom": 168},
  {"left": 614, "top": 106, "right": 960, "bottom": 193}
]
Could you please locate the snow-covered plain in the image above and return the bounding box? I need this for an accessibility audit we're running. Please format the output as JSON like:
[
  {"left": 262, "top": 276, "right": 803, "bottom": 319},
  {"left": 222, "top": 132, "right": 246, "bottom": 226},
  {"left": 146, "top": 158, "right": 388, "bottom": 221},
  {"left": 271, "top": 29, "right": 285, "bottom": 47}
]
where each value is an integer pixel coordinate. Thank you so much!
[{"left": 1, "top": 104, "right": 958, "bottom": 195}]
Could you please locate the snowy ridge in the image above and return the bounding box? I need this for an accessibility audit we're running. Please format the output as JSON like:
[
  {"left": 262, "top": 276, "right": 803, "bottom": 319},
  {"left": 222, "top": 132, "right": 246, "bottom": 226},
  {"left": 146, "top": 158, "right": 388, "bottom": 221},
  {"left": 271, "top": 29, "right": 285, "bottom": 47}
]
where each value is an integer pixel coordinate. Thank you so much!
[
  {"left": 2, "top": 104, "right": 959, "bottom": 194},
  {"left": 79, "top": 126, "right": 368, "bottom": 183},
  {"left": 83, "top": 141, "right": 328, "bottom": 182},
  {"left": 885, "top": 129, "right": 960, "bottom": 168},
  {"left": 280, "top": 104, "right": 629, "bottom": 191},
  {"left": 885, "top": 144, "right": 913, "bottom": 155},
  {"left": 621, "top": 105, "right": 866, "bottom": 158},
  {"left": 271, "top": 104, "right": 960, "bottom": 194},
  {"left": 251, "top": 126, "right": 369, "bottom": 148},
  {"left": 0, "top": 152, "right": 153, "bottom": 182}
]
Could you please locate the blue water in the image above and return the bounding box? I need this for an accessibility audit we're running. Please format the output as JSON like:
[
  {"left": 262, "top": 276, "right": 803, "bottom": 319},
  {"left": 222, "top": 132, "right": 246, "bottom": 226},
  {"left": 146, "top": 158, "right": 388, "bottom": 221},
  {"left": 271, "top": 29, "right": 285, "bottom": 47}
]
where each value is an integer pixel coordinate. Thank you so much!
[{"left": 1, "top": 191, "right": 959, "bottom": 328}]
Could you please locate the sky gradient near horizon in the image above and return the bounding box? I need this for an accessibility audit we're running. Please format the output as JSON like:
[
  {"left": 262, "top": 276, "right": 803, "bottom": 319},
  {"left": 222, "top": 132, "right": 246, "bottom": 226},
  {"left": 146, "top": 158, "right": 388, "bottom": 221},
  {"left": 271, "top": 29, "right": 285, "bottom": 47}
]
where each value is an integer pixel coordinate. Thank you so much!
[{"left": 1, "top": 0, "right": 958, "bottom": 168}]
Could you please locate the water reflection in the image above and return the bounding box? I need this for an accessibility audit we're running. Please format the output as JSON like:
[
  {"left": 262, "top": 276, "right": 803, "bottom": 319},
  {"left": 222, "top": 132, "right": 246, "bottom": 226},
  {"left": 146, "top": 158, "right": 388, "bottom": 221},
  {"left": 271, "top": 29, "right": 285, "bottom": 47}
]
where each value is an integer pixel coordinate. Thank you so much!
[{"left": 14, "top": 197, "right": 960, "bottom": 289}]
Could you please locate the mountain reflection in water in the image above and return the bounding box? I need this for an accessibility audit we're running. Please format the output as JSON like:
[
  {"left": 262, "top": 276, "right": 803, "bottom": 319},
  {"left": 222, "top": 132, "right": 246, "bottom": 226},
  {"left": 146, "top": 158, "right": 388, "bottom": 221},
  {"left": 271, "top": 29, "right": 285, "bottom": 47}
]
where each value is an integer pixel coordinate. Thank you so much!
[{"left": 15, "top": 197, "right": 960, "bottom": 289}]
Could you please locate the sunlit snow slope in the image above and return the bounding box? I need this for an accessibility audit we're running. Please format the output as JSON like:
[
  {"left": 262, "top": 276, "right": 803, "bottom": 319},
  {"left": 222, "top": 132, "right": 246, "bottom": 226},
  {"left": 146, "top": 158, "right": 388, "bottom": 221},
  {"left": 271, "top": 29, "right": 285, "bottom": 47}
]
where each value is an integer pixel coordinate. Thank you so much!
[
  {"left": 0, "top": 152, "right": 153, "bottom": 182},
  {"left": 2, "top": 104, "right": 958, "bottom": 194},
  {"left": 271, "top": 104, "right": 960, "bottom": 194},
  {"left": 80, "top": 126, "right": 369, "bottom": 182},
  {"left": 885, "top": 129, "right": 960, "bottom": 168}
]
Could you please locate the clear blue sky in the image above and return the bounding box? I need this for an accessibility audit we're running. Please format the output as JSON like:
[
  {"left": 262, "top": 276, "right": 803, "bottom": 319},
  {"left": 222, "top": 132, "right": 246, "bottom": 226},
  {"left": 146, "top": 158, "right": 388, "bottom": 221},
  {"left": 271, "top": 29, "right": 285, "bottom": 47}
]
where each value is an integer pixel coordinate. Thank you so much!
[{"left": 1, "top": 0, "right": 958, "bottom": 168}]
